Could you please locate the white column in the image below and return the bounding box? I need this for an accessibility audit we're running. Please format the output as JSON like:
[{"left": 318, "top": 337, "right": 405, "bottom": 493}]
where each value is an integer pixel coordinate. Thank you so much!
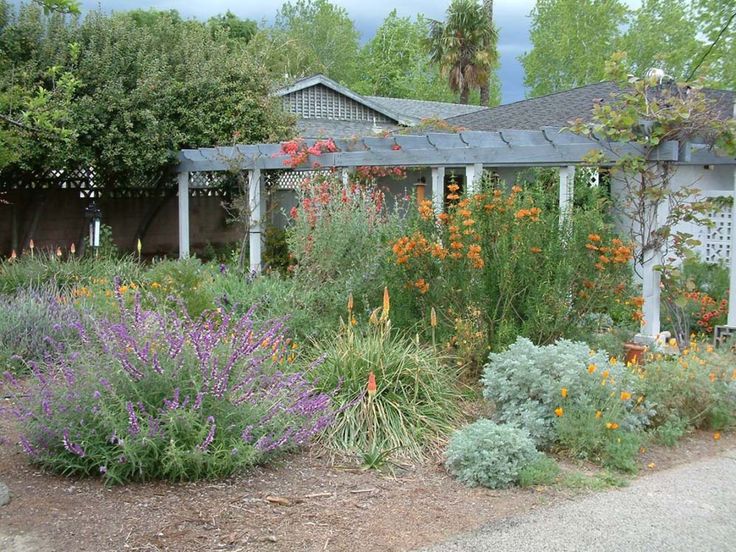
[
  {"left": 177, "top": 171, "right": 190, "bottom": 259},
  {"left": 558, "top": 166, "right": 575, "bottom": 225},
  {"left": 728, "top": 165, "right": 736, "bottom": 326},
  {"left": 341, "top": 168, "right": 349, "bottom": 188},
  {"left": 431, "top": 166, "right": 446, "bottom": 214},
  {"left": 465, "top": 163, "right": 483, "bottom": 194},
  {"left": 641, "top": 252, "right": 662, "bottom": 337},
  {"left": 248, "top": 168, "right": 263, "bottom": 273}
]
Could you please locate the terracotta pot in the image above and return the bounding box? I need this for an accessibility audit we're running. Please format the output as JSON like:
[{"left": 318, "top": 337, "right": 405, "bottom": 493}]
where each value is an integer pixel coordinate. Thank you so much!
[{"left": 623, "top": 342, "right": 647, "bottom": 366}]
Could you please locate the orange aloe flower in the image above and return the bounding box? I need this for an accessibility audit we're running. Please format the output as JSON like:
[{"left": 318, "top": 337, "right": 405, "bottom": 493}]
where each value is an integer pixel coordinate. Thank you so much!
[
  {"left": 367, "top": 371, "right": 377, "bottom": 397},
  {"left": 554, "top": 407, "right": 564, "bottom": 417}
]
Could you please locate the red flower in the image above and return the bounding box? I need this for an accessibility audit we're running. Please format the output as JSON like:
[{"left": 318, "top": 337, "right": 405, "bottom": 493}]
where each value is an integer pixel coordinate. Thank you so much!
[{"left": 367, "top": 371, "right": 377, "bottom": 396}]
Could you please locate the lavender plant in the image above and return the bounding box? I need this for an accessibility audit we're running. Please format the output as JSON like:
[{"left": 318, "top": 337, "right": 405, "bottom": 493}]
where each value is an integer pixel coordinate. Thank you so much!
[
  {"left": 0, "top": 285, "right": 82, "bottom": 372},
  {"left": 1, "top": 290, "right": 334, "bottom": 484}
]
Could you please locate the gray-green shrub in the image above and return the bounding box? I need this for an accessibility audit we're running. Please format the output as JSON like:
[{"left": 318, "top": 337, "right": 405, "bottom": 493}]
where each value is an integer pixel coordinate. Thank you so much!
[{"left": 445, "top": 420, "right": 539, "bottom": 489}]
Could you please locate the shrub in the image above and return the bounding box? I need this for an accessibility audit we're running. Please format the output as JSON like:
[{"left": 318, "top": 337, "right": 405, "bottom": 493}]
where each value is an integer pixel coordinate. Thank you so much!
[
  {"left": 308, "top": 310, "right": 462, "bottom": 460},
  {"left": 482, "top": 337, "right": 650, "bottom": 447},
  {"left": 0, "top": 286, "right": 82, "bottom": 372},
  {"left": 641, "top": 343, "right": 736, "bottom": 432},
  {"left": 445, "top": 420, "right": 539, "bottom": 489},
  {"left": 517, "top": 454, "right": 561, "bottom": 487},
  {"left": 2, "top": 297, "right": 334, "bottom": 484},
  {"left": 144, "top": 258, "right": 217, "bottom": 317},
  {"left": 387, "top": 179, "right": 636, "bottom": 351}
]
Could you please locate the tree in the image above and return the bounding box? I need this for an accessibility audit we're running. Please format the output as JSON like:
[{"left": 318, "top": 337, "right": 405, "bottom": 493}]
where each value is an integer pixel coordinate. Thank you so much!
[
  {"left": 692, "top": 0, "right": 736, "bottom": 89},
  {"left": 427, "top": 0, "right": 500, "bottom": 105},
  {"left": 272, "top": 0, "right": 360, "bottom": 84},
  {"left": 352, "top": 11, "right": 456, "bottom": 102},
  {"left": 480, "top": 0, "right": 495, "bottom": 106},
  {"left": 620, "top": 0, "right": 700, "bottom": 80},
  {"left": 207, "top": 11, "right": 257, "bottom": 44},
  {"left": 520, "top": 0, "right": 628, "bottom": 97}
]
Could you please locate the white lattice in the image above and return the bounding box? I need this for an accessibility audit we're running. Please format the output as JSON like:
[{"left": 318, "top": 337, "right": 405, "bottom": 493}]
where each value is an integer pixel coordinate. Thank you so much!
[
  {"left": 692, "top": 192, "right": 733, "bottom": 264},
  {"left": 583, "top": 167, "right": 599, "bottom": 188}
]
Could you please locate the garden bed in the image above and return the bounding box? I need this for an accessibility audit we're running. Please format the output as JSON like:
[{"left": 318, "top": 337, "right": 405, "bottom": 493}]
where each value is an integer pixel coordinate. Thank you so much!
[{"left": 1, "top": 409, "right": 732, "bottom": 552}]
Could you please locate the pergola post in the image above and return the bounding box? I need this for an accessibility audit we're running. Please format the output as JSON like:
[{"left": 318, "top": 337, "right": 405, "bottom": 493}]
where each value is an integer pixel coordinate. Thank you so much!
[
  {"left": 177, "top": 171, "right": 190, "bottom": 259},
  {"left": 248, "top": 168, "right": 263, "bottom": 273},
  {"left": 341, "top": 168, "right": 349, "bottom": 188},
  {"left": 558, "top": 166, "right": 575, "bottom": 225},
  {"left": 641, "top": 252, "right": 662, "bottom": 337},
  {"left": 432, "top": 166, "right": 446, "bottom": 214},
  {"left": 465, "top": 163, "right": 483, "bottom": 194},
  {"left": 728, "top": 164, "right": 736, "bottom": 326}
]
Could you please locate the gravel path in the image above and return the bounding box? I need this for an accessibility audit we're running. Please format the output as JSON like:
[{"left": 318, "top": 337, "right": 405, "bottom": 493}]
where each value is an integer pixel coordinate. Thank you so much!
[{"left": 422, "top": 448, "right": 736, "bottom": 552}]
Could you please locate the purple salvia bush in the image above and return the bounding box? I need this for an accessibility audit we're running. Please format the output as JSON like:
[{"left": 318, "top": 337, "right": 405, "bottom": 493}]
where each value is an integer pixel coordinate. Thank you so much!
[{"left": 3, "top": 290, "right": 335, "bottom": 484}]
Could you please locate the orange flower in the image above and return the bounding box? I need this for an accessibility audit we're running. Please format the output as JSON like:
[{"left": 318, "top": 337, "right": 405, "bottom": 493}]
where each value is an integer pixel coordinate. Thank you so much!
[
  {"left": 530, "top": 247, "right": 542, "bottom": 254},
  {"left": 561, "top": 387, "right": 568, "bottom": 398},
  {"left": 414, "top": 278, "right": 430, "bottom": 294},
  {"left": 714, "top": 432, "right": 721, "bottom": 441},
  {"left": 588, "top": 233, "right": 601, "bottom": 242},
  {"left": 709, "top": 372, "right": 716, "bottom": 382},
  {"left": 511, "top": 185, "right": 522, "bottom": 193},
  {"left": 620, "top": 391, "right": 632, "bottom": 401},
  {"left": 367, "top": 371, "right": 377, "bottom": 397},
  {"left": 595, "top": 410, "right": 603, "bottom": 419},
  {"left": 601, "top": 370, "right": 610, "bottom": 379},
  {"left": 554, "top": 407, "right": 564, "bottom": 417},
  {"left": 606, "top": 422, "right": 619, "bottom": 430},
  {"left": 437, "top": 212, "right": 449, "bottom": 223},
  {"left": 587, "top": 363, "right": 597, "bottom": 374},
  {"left": 447, "top": 183, "right": 460, "bottom": 193},
  {"left": 450, "top": 241, "right": 464, "bottom": 250}
]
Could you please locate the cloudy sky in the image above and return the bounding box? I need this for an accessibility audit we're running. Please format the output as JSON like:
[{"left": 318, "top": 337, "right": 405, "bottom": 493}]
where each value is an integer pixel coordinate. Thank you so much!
[{"left": 76, "top": 0, "right": 640, "bottom": 103}]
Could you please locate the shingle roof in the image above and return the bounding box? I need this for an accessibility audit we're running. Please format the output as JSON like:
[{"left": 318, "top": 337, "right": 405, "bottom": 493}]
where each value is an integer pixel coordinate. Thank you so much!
[
  {"left": 366, "top": 96, "right": 486, "bottom": 121},
  {"left": 297, "top": 118, "right": 400, "bottom": 139},
  {"left": 448, "top": 82, "right": 735, "bottom": 131}
]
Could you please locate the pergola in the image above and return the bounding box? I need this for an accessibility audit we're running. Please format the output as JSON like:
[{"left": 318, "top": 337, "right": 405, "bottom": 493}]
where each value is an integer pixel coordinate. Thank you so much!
[{"left": 177, "top": 126, "right": 736, "bottom": 340}]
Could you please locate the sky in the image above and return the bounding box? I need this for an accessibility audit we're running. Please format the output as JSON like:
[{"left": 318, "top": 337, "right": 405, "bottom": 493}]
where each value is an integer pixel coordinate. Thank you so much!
[{"left": 76, "top": 0, "right": 640, "bottom": 103}]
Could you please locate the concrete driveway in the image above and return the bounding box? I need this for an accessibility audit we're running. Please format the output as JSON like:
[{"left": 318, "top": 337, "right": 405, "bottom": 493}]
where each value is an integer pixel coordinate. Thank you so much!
[{"left": 421, "top": 448, "right": 736, "bottom": 552}]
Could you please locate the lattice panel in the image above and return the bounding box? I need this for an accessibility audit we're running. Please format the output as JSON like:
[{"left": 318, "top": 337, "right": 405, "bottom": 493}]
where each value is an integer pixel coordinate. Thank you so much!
[
  {"left": 694, "top": 193, "right": 734, "bottom": 264},
  {"left": 189, "top": 171, "right": 231, "bottom": 190},
  {"left": 265, "top": 170, "right": 331, "bottom": 190},
  {"left": 282, "top": 84, "right": 394, "bottom": 122}
]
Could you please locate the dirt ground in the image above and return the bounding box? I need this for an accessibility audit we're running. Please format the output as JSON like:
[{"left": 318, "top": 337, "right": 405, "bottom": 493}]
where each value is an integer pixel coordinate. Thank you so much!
[{"left": 1, "top": 409, "right": 734, "bottom": 552}]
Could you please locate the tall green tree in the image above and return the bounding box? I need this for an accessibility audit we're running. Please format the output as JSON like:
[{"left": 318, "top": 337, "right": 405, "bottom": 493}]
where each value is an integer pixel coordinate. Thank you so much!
[
  {"left": 427, "top": 0, "right": 500, "bottom": 105},
  {"left": 620, "top": 0, "right": 700, "bottom": 80},
  {"left": 270, "top": 0, "right": 360, "bottom": 84},
  {"left": 352, "top": 10, "right": 455, "bottom": 102},
  {"left": 207, "top": 11, "right": 257, "bottom": 44},
  {"left": 520, "top": 0, "right": 628, "bottom": 97},
  {"left": 693, "top": 0, "right": 736, "bottom": 89}
]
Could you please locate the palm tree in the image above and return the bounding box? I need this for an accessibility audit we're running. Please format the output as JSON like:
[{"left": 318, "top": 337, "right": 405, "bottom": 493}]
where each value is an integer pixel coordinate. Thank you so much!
[
  {"left": 480, "top": 0, "right": 494, "bottom": 106},
  {"left": 427, "top": 0, "right": 498, "bottom": 105}
]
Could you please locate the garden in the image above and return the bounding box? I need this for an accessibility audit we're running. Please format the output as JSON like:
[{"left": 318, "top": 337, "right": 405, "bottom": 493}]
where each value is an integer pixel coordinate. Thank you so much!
[{"left": 2, "top": 160, "right": 736, "bottom": 549}]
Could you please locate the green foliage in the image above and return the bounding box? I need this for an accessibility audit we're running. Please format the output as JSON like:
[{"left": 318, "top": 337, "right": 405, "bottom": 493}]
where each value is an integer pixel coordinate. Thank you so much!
[
  {"left": 427, "top": 0, "right": 500, "bottom": 105},
  {"left": 482, "top": 338, "right": 651, "bottom": 447},
  {"left": 309, "top": 321, "right": 463, "bottom": 460},
  {"left": 389, "top": 180, "right": 636, "bottom": 353},
  {"left": 693, "top": 0, "right": 736, "bottom": 89},
  {"left": 145, "top": 258, "right": 217, "bottom": 317},
  {"left": 445, "top": 420, "right": 540, "bottom": 489},
  {"left": 517, "top": 454, "right": 561, "bottom": 487},
  {"left": 262, "top": 226, "right": 290, "bottom": 276},
  {"left": 0, "top": 5, "right": 293, "bottom": 184},
  {"left": 207, "top": 11, "right": 257, "bottom": 44},
  {"left": 0, "top": 251, "right": 143, "bottom": 294},
  {"left": 641, "top": 346, "right": 736, "bottom": 432},
  {"left": 268, "top": 0, "right": 360, "bottom": 84},
  {"left": 652, "top": 416, "right": 688, "bottom": 446},
  {"left": 352, "top": 11, "right": 456, "bottom": 102},
  {"left": 521, "top": 0, "right": 628, "bottom": 97}
]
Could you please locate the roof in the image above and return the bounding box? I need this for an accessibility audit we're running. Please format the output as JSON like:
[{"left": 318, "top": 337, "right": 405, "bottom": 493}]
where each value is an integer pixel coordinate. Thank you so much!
[
  {"left": 276, "top": 74, "right": 488, "bottom": 138},
  {"left": 275, "top": 74, "right": 415, "bottom": 126},
  {"left": 366, "top": 95, "right": 486, "bottom": 121},
  {"left": 448, "top": 81, "right": 736, "bottom": 131}
]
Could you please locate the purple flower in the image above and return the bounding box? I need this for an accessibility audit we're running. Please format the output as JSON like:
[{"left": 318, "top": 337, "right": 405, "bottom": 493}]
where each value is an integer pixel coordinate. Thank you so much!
[
  {"left": 197, "top": 416, "right": 217, "bottom": 452},
  {"left": 126, "top": 402, "right": 140, "bottom": 435}
]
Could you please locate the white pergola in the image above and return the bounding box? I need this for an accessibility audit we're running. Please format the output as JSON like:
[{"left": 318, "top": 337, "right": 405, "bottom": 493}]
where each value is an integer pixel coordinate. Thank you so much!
[{"left": 177, "top": 127, "right": 736, "bottom": 339}]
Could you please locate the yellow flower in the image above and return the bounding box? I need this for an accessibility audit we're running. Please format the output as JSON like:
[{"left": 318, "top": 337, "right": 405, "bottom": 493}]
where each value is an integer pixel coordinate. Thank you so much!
[
  {"left": 601, "top": 370, "right": 610, "bottom": 380},
  {"left": 587, "top": 363, "right": 597, "bottom": 374},
  {"left": 669, "top": 338, "right": 677, "bottom": 347},
  {"left": 561, "top": 388, "right": 568, "bottom": 398},
  {"left": 554, "top": 407, "right": 564, "bottom": 417},
  {"left": 714, "top": 432, "right": 721, "bottom": 441},
  {"left": 610, "top": 357, "right": 618, "bottom": 365},
  {"left": 595, "top": 410, "right": 603, "bottom": 419},
  {"left": 606, "top": 422, "right": 619, "bottom": 430},
  {"left": 620, "top": 391, "right": 632, "bottom": 401},
  {"left": 647, "top": 462, "right": 656, "bottom": 469}
]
